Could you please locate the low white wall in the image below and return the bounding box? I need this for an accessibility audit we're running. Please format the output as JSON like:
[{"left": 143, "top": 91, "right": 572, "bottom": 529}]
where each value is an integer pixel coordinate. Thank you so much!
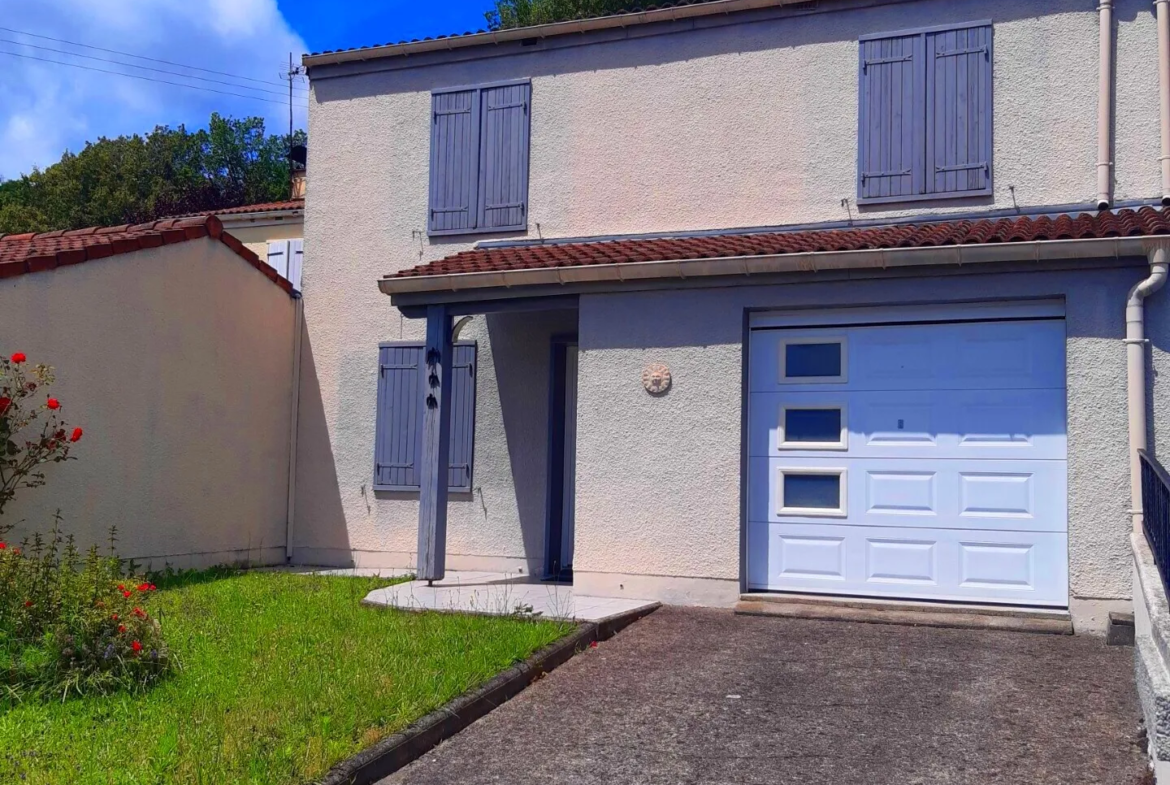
[
  {"left": 0, "top": 240, "right": 297, "bottom": 569},
  {"left": 1134, "top": 533, "right": 1170, "bottom": 780}
]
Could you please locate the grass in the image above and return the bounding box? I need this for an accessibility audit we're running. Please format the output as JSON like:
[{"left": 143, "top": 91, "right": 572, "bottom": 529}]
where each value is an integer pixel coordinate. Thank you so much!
[{"left": 0, "top": 569, "right": 575, "bottom": 784}]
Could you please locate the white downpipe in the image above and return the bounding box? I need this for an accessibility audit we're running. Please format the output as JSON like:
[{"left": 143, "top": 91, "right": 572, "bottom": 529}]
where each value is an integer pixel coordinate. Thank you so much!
[
  {"left": 1128, "top": 244, "right": 1169, "bottom": 533},
  {"left": 1158, "top": 0, "right": 1170, "bottom": 203},
  {"left": 284, "top": 296, "right": 304, "bottom": 562},
  {"left": 1097, "top": 0, "right": 1114, "bottom": 209}
]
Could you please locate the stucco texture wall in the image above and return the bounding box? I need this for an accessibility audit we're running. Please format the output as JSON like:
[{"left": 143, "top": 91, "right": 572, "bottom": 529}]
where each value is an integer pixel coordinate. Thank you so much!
[
  {"left": 0, "top": 241, "right": 296, "bottom": 568},
  {"left": 574, "top": 264, "right": 1155, "bottom": 604},
  {"left": 310, "top": 0, "right": 1160, "bottom": 243},
  {"left": 301, "top": 0, "right": 1166, "bottom": 579}
]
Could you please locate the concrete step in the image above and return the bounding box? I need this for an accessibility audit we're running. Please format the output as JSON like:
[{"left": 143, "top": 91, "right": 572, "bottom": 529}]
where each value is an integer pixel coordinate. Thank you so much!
[{"left": 736, "top": 593, "right": 1073, "bottom": 634}]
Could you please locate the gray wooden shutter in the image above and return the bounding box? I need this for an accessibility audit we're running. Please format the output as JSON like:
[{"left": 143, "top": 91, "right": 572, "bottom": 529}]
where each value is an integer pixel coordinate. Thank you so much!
[
  {"left": 477, "top": 83, "right": 530, "bottom": 231},
  {"left": 447, "top": 344, "right": 478, "bottom": 491},
  {"left": 374, "top": 345, "right": 423, "bottom": 490},
  {"left": 925, "top": 24, "right": 992, "bottom": 195},
  {"left": 429, "top": 90, "right": 480, "bottom": 234},
  {"left": 858, "top": 33, "right": 923, "bottom": 201}
]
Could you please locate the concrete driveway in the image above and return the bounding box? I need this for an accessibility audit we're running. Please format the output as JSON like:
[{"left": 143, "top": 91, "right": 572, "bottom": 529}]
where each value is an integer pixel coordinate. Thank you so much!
[{"left": 383, "top": 607, "right": 1149, "bottom": 785}]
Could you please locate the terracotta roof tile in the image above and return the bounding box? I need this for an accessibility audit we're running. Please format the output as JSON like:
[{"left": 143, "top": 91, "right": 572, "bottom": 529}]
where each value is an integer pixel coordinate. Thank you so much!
[
  {"left": 394, "top": 206, "right": 1170, "bottom": 280},
  {"left": 0, "top": 215, "right": 294, "bottom": 296}
]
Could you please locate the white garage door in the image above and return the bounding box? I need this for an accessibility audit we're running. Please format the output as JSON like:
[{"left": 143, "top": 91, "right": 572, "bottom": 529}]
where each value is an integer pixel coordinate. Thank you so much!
[{"left": 746, "top": 303, "right": 1069, "bottom": 607}]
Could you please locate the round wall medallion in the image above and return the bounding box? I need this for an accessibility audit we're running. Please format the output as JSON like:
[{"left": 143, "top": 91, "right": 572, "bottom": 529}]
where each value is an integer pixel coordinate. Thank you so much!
[{"left": 642, "top": 362, "right": 672, "bottom": 395}]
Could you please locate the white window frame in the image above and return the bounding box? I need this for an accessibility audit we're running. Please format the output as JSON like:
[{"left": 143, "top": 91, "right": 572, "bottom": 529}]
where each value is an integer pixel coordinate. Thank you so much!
[
  {"left": 776, "top": 467, "right": 849, "bottom": 517},
  {"left": 778, "top": 403, "right": 849, "bottom": 451},
  {"left": 778, "top": 336, "right": 849, "bottom": 384}
]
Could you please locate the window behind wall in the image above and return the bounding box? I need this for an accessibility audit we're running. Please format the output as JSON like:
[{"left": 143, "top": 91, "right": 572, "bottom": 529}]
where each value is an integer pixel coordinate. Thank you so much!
[
  {"left": 858, "top": 21, "right": 992, "bottom": 204},
  {"left": 373, "top": 342, "right": 477, "bottom": 492},
  {"left": 429, "top": 80, "right": 531, "bottom": 235}
]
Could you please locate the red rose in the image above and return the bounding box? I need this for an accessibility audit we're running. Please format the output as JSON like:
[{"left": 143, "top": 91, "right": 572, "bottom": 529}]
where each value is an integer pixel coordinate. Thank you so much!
[
  {"left": 122, "top": 591, "right": 131, "bottom": 598},
  {"left": 117, "top": 584, "right": 125, "bottom": 591},
  {"left": 118, "top": 625, "right": 127, "bottom": 633},
  {"left": 149, "top": 584, "right": 157, "bottom": 591},
  {"left": 46, "top": 398, "right": 59, "bottom": 410},
  {"left": 137, "top": 583, "right": 149, "bottom": 592},
  {"left": 0, "top": 397, "right": 10, "bottom": 414},
  {"left": 131, "top": 640, "right": 143, "bottom": 654},
  {"left": 111, "top": 613, "right": 118, "bottom": 621},
  {"left": 0, "top": 543, "right": 6, "bottom": 550},
  {"left": 23, "top": 600, "right": 32, "bottom": 607},
  {"left": 70, "top": 427, "right": 83, "bottom": 443},
  {"left": 10, "top": 352, "right": 25, "bottom": 364},
  {"left": 133, "top": 607, "right": 146, "bottom": 618}
]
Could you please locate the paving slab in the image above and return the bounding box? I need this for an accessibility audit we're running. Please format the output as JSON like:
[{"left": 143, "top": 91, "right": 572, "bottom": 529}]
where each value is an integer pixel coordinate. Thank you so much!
[
  {"left": 381, "top": 606, "right": 1149, "bottom": 785},
  {"left": 362, "top": 572, "right": 659, "bottom": 623}
]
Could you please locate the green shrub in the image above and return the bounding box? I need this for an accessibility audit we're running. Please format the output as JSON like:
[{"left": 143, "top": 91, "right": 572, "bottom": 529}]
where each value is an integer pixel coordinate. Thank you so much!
[{"left": 0, "top": 521, "right": 173, "bottom": 700}]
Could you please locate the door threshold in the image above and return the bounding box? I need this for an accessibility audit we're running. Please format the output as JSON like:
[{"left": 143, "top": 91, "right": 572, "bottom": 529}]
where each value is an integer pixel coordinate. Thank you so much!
[{"left": 737, "top": 592, "right": 1072, "bottom": 634}]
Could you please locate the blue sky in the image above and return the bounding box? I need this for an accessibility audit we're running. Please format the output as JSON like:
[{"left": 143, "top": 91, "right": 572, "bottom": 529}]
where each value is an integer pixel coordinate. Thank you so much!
[
  {"left": 0, "top": 0, "right": 494, "bottom": 179},
  {"left": 280, "top": 0, "right": 490, "bottom": 53}
]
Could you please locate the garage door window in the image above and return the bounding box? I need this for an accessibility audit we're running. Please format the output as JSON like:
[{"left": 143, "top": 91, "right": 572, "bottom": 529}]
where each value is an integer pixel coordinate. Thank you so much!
[
  {"left": 780, "top": 337, "right": 847, "bottom": 383},
  {"left": 778, "top": 469, "right": 848, "bottom": 517},
  {"left": 779, "top": 405, "right": 848, "bottom": 450}
]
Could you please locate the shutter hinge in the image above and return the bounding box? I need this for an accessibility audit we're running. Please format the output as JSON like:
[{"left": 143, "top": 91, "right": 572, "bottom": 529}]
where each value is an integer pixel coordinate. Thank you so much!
[
  {"left": 861, "top": 168, "right": 912, "bottom": 184},
  {"left": 862, "top": 53, "right": 913, "bottom": 73}
]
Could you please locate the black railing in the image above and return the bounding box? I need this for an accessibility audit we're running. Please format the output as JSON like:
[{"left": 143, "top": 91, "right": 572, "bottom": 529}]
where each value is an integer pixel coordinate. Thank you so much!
[{"left": 1141, "top": 450, "right": 1170, "bottom": 596}]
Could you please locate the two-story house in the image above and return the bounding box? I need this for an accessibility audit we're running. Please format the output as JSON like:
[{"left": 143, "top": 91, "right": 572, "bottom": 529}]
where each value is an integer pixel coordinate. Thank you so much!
[{"left": 296, "top": 0, "right": 1170, "bottom": 638}]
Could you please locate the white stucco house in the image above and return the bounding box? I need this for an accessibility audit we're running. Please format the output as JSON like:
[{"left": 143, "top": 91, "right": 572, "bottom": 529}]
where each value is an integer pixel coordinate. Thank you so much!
[{"left": 295, "top": 0, "right": 1170, "bottom": 654}]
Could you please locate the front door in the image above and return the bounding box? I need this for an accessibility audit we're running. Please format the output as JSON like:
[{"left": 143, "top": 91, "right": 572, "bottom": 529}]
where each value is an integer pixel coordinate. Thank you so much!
[{"left": 545, "top": 339, "right": 578, "bottom": 581}]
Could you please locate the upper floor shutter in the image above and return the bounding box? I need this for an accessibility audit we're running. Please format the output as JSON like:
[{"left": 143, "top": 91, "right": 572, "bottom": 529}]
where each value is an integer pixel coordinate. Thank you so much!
[
  {"left": 448, "top": 344, "right": 478, "bottom": 491},
  {"left": 374, "top": 345, "right": 423, "bottom": 490},
  {"left": 925, "top": 24, "right": 993, "bottom": 195},
  {"left": 429, "top": 90, "right": 480, "bottom": 234},
  {"left": 287, "top": 238, "right": 304, "bottom": 292},
  {"left": 858, "top": 33, "right": 923, "bottom": 201},
  {"left": 478, "top": 82, "right": 531, "bottom": 231}
]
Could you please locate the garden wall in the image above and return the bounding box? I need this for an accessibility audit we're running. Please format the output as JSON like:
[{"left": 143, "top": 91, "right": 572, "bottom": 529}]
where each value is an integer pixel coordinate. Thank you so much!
[{"left": 0, "top": 239, "right": 297, "bottom": 568}]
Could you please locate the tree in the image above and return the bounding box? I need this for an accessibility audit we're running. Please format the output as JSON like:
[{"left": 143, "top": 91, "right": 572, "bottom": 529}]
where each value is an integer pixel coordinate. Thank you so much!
[
  {"left": 485, "top": 0, "right": 638, "bottom": 30},
  {"left": 0, "top": 114, "right": 306, "bottom": 235}
]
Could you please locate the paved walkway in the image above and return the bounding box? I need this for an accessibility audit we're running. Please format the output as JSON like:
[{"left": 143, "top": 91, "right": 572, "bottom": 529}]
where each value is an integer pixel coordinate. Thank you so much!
[
  {"left": 383, "top": 607, "right": 1148, "bottom": 785},
  {"left": 362, "top": 571, "right": 659, "bottom": 623}
]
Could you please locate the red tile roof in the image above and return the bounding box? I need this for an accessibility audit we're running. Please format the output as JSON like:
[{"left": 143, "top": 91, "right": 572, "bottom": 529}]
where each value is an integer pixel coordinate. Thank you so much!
[
  {"left": 394, "top": 206, "right": 1170, "bottom": 280},
  {"left": 171, "top": 199, "right": 304, "bottom": 219},
  {"left": 0, "top": 215, "right": 295, "bottom": 296}
]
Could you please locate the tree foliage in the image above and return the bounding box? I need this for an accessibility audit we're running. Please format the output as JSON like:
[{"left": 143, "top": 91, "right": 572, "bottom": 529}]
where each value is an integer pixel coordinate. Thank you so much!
[
  {"left": 0, "top": 114, "right": 306, "bottom": 234},
  {"left": 485, "top": 0, "right": 638, "bottom": 30}
]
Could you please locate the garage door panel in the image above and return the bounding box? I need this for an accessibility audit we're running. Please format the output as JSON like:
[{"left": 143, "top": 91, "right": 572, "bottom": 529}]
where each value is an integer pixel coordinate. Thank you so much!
[
  {"left": 746, "top": 521, "right": 1069, "bottom": 605},
  {"left": 747, "top": 313, "right": 1068, "bottom": 608},
  {"left": 748, "top": 457, "right": 1066, "bottom": 532},
  {"left": 749, "top": 389, "right": 1066, "bottom": 460},
  {"left": 750, "top": 320, "right": 1065, "bottom": 392}
]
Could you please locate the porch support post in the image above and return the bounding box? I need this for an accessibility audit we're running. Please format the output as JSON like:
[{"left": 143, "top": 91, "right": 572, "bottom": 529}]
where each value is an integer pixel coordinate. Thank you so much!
[{"left": 417, "top": 304, "right": 453, "bottom": 583}]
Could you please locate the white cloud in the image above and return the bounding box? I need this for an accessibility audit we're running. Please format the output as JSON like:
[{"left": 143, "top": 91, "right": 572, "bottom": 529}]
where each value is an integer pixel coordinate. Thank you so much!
[{"left": 0, "top": 0, "right": 308, "bottom": 179}]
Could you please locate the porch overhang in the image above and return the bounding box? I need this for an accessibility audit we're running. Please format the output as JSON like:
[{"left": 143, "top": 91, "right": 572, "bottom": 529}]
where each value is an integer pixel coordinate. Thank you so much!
[{"left": 379, "top": 206, "right": 1170, "bottom": 308}]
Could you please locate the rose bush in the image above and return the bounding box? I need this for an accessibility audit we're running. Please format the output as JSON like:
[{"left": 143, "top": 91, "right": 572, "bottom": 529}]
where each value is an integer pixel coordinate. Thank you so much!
[
  {"left": 0, "top": 352, "right": 171, "bottom": 699},
  {"left": 0, "top": 521, "right": 172, "bottom": 699},
  {"left": 0, "top": 351, "right": 82, "bottom": 524}
]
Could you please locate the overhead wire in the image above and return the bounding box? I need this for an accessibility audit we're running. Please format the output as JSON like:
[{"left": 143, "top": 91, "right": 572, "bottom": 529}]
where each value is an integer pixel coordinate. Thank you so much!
[
  {"left": 0, "top": 38, "right": 308, "bottom": 98},
  {"left": 0, "top": 25, "right": 301, "bottom": 91},
  {"left": 0, "top": 49, "right": 308, "bottom": 107}
]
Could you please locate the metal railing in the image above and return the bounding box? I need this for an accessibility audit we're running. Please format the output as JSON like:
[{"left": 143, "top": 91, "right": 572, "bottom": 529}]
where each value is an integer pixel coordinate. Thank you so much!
[{"left": 1141, "top": 450, "right": 1170, "bottom": 596}]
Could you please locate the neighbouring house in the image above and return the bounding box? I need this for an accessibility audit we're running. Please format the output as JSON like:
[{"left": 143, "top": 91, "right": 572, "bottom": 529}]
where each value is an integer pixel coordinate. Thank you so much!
[
  {"left": 0, "top": 216, "right": 299, "bottom": 568},
  {"left": 206, "top": 197, "right": 304, "bottom": 292}
]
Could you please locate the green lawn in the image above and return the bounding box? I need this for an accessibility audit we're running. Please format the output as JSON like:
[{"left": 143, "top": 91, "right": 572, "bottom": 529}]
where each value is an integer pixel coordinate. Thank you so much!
[{"left": 0, "top": 569, "right": 575, "bottom": 784}]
